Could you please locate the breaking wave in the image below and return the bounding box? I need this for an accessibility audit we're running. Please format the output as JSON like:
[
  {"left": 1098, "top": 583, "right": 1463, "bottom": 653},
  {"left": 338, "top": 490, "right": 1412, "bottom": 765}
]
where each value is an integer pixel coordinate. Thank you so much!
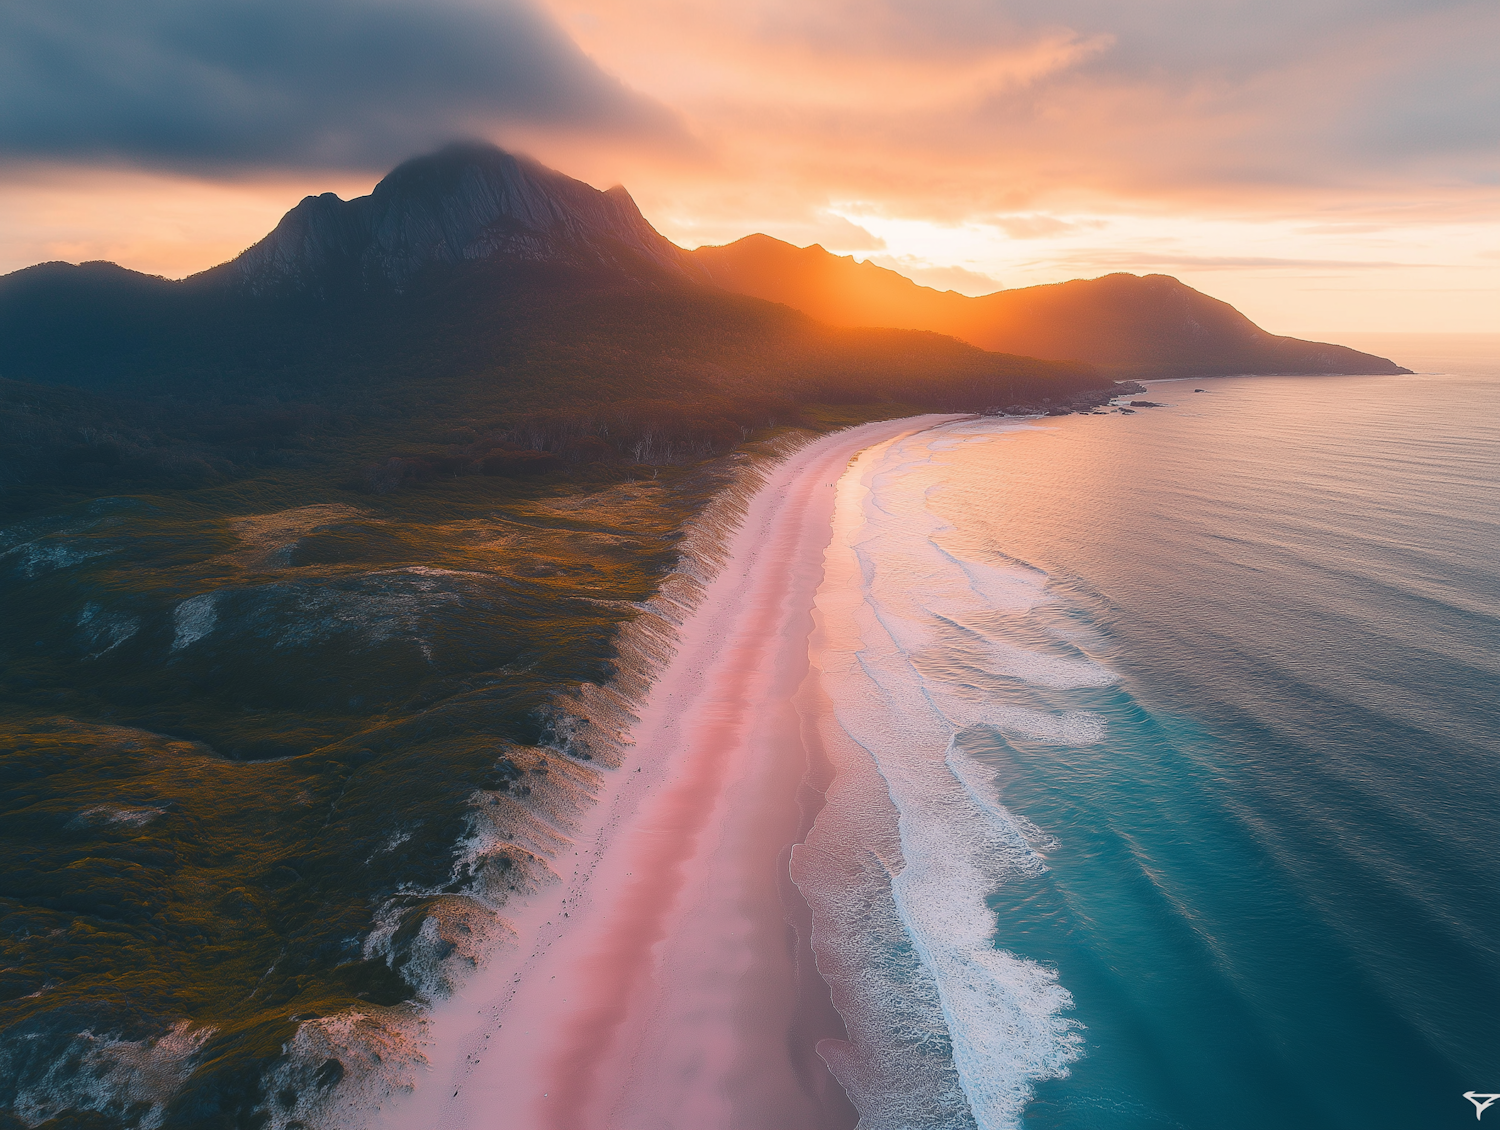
[{"left": 798, "top": 420, "right": 1117, "bottom": 1129}]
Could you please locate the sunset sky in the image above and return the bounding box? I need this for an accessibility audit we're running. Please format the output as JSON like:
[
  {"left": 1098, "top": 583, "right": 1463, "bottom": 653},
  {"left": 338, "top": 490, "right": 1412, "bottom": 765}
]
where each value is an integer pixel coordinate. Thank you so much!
[{"left": 2, "top": 0, "right": 1496, "bottom": 332}]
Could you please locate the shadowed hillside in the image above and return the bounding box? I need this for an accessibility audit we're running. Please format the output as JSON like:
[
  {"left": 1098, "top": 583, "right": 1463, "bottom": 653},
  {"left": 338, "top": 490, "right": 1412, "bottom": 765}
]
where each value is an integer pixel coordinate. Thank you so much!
[
  {"left": 0, "top": 255, "right": 1107, "bottom": 515},
  {"left": 691, "top": 234, "right": 1412, "bottom": 379}
]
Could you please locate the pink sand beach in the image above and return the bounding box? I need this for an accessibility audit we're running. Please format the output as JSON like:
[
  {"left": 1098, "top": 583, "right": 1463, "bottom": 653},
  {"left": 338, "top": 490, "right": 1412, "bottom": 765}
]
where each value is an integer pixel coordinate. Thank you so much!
[{"left": 380, "top": 416, "right": 955, "bottom": 1130}]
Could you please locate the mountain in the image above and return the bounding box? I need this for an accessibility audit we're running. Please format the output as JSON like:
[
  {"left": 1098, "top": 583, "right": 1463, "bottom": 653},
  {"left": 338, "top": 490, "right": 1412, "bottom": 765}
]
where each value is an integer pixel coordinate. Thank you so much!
[
  {"left": 201, "top": 143, "right": 706, "bottom": 297},
  {"left": 690, "top": 234, "right": 1410, "bottom": 379},
  {"left": 0, "top": 142, "right": 1114, "bottom": 506}
]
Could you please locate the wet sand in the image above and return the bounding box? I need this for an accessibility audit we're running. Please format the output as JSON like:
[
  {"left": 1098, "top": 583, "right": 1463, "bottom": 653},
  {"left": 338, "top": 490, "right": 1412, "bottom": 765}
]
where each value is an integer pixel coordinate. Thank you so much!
[{"left": 380, "top": 416, "right": 955, "bottom": 1130}]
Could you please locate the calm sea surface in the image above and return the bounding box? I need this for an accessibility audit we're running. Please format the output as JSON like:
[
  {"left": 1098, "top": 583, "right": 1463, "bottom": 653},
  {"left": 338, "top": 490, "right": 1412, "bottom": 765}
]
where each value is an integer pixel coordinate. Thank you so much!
[{"left": 816, "top": 335, "right": 1500, "bottom": 1130}]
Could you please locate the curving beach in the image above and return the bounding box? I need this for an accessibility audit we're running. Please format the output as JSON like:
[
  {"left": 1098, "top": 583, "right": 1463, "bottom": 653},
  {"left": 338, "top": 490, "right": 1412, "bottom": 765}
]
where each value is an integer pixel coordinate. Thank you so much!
[{"left": 381, "top": 415, "right": 961, "bottom": 1130}]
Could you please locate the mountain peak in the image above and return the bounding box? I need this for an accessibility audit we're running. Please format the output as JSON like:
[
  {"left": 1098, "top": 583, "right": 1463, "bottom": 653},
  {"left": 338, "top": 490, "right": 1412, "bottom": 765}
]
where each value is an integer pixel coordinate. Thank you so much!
[{"left": 206, "top": 142, "right": 700, "bottom": 296}]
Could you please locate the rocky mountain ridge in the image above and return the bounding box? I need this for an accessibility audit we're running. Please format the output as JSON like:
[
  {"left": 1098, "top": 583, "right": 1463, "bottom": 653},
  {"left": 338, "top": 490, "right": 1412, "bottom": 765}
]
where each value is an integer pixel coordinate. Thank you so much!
[
  {"left": 200, "top": 143, "right": 705, "bottom": 296},
  {"left": 0, "top": 142, "right": 1409, "bottom": 384}
]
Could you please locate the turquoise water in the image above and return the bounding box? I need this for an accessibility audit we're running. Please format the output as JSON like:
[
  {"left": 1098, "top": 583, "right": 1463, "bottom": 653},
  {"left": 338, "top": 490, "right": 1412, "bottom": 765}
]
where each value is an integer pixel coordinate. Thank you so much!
[
  {"left": 808, "top": 337, "right": 1500, "bottom": 1130},
  {"left": 938, "top": 343, "right": 1500, "bottom": 1129}
]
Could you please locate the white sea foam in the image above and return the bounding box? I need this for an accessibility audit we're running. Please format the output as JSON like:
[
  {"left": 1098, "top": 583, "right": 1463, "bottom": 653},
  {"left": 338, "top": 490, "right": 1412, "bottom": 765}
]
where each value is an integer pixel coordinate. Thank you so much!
[
  {"left": 808, "top": 420, "right": 1109, "bottom": 1129},
  {"left": 967, "top": 635, "right": 1118, "bottom": 689}
]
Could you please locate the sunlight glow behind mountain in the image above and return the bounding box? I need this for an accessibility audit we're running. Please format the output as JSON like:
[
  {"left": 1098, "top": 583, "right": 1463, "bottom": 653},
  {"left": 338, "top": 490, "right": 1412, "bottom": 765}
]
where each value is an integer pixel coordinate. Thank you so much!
[{"left": 0, "top": 0, "right": 1495, "bottom": 331}]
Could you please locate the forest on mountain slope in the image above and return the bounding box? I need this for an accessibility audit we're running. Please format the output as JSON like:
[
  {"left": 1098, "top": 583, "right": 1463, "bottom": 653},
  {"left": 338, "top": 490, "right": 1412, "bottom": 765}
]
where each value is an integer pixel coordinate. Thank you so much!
[{"left": 0, "top": 258, "right": 1109, "bottom": 518}]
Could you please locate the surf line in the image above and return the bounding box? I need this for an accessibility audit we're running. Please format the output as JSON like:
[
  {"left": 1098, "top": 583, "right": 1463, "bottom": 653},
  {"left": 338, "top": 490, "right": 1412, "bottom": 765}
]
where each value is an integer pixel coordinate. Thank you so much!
[{"left": 384, "top": 414, "right": 965, "bottom": 1130}]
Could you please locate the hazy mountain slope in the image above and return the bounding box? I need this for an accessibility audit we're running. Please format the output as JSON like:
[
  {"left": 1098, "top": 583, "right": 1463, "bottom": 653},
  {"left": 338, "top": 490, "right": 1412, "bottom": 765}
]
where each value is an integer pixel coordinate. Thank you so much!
[
  {"left": 690, "top": 234, "right": 1411, "bottom": 379},
  {"left": 692, "top": 234, "right": 968, "bottom": 335}
]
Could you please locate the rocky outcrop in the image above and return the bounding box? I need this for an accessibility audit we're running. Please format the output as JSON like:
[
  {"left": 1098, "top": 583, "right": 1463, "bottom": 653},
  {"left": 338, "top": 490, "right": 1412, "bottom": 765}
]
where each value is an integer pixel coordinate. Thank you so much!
[
  {"left": 201, "top": 143, "right": 705, "bottom": 296},
  {"left": 987, "top": 380, "right": 1146, "bottom": 417}
]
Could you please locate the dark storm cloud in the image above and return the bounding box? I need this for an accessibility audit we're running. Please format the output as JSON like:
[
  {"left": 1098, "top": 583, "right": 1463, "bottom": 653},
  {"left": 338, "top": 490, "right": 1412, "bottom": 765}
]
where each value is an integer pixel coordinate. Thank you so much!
[{"left": 0, "top": 0, "right": 686, "bottom": 170}]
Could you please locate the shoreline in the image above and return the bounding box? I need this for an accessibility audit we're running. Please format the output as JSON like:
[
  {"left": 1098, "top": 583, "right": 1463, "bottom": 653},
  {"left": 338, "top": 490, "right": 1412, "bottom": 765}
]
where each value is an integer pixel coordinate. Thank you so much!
[{"left": 377, "top": 414, "right": 962, "bottom": 1130}]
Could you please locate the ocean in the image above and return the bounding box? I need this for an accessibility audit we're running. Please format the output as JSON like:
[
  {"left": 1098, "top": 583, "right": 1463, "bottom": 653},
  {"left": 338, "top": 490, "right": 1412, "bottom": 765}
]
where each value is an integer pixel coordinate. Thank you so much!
[{"left": 797, "top": 336, "right": 1500, "bottom": 1130}]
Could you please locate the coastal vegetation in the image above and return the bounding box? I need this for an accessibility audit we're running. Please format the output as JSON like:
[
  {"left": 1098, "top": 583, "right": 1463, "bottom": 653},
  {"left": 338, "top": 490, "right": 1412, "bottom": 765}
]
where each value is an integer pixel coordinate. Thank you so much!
[{"left": 0, "top": 259, "right": 1104, "bottom": 516}]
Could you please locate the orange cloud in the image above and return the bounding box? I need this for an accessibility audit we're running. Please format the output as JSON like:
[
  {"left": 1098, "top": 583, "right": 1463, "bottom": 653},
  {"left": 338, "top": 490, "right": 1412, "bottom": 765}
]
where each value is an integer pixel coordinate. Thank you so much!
[
  {"left": 1, "top": 0, "right": 1496, "bottom": 330},
  {"left": 535, "top": 0, "right": 1498, "bottom": 224}
]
